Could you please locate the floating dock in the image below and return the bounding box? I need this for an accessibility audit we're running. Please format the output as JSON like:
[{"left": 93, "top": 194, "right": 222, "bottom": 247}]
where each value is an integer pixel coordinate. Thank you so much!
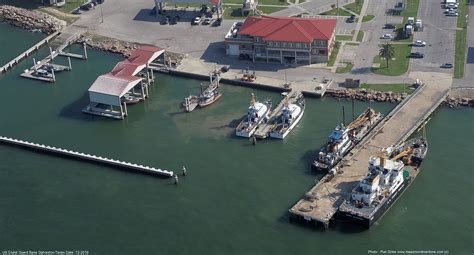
[
  {"left": 289, "top": 75, "right": 451, "bottom": 228},
  {"left": 0, "top": 136, "right": 174, "bottom": 177},
  {"left": 253, "top": 91, "right": 296, "bottom": 139}
]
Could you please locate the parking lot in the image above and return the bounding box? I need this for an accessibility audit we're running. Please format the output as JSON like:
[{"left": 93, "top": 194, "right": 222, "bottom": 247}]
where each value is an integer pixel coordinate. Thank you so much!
[
  {"left": 410, "top": 0, "right": 457, "bottom": 73},
  {"left": 73, "top": 0, "right": 233, "bottom": 59}
]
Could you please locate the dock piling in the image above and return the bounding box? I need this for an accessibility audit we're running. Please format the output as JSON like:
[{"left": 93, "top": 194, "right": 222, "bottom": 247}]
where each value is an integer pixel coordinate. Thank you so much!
[
  {"left": 182, "top": 166, "right": 187, "bottom": 176},
  {"left": 68, "top": 57, "right": 72, "bottom": 70},
  {"left": 174, "top": 174, "right": 179, "bottom": 184},
  {"left": 83, "top": 43, "right": 88, "bottom": 60},
  {"left": 51, "top": 69, "right": 56, "bottom": 83}
]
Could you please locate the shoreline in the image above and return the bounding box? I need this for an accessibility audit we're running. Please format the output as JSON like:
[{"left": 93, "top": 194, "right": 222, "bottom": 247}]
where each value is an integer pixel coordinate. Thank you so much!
[{"left": 0, "top": 5, "right": 472, "bottom": 107}]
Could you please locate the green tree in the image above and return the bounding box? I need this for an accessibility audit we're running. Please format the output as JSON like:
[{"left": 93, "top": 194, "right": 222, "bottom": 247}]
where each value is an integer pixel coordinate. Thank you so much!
[{"left": 379, "top": 43, "right": 395, "bottom": 68}]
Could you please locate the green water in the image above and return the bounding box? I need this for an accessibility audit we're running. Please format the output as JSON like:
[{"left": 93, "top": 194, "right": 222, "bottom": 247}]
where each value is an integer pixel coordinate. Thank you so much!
[
  {"left": 0, "top": 24, "right": 472, "bottom": 254},
  {"left": 0, "top": 22, "right": 46, "bottom": 64}
]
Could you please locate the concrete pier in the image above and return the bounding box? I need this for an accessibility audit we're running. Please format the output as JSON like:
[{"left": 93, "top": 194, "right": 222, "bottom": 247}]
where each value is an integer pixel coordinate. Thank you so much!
[
  {"left": 289, "top": 72, "right": 452, "bottom": 228},
  {"left": 0, "top": 31, "right": 60, "bottom": 74},
  {"left": 0, "top": 136, "right": 174, "bottom": 177}
]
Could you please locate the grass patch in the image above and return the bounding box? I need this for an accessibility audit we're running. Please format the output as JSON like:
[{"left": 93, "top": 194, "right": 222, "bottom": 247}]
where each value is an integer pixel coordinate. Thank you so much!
[
  {"left": 53, "top": 0, "right": 84, "bottom": 13},
  {"left": 346, "top": 42, "right": 359, "bottom": 46},
  {"left": 343, "top": 0, "right": 363, "bottom": 15},
  {"left": 327, "top": 41, "right": 341, "bottom": 67},
  {"left": 454, "top": 0, "right": 469, "bottom": 78},
  {"left": 362, "top": 15, "right": 374, "bottom": 22},
  {"left": 336, "top": 62, "right": 353, "bottom": 73},
  {"left": 360, "top": 83, "right": 413, "bottom": 93},
  {"left": 336, "top": 35, "right": 353, "bottom": 41},
  {"left": 320, "top": 8, "right": 352, "bottom": 16},
  {"left": 38, "top": 8, "right": 79, "bottom": 24},
  {"left": 372, "top": 43, "right": 411, "bottom": 76},
  {"left": 356, "top": 30, "right": 364, "bottom": 42},
  {"left": 258, "top": 6, "right": 287, "bottom": 14},
  {"left": 398, "top": 0, "right": 420, "bottom": 23}
]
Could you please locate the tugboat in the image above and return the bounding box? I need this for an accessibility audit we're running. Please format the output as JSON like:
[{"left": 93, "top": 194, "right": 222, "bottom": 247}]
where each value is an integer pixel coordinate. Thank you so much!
[
  {"left": 269, "top": 93, "right": 305, "bottom": 139},
  {"left": 338, "top": 136, "right": 428, "bottom": 228},
  {"left": 313, "top": 108, "right": 383, "bottom": 172},
  {"left": 183, "top": 70, "right": 221, "bottom": 112},
  {"left": 235, "top": 93, "right": 271, "bottom": 138}
]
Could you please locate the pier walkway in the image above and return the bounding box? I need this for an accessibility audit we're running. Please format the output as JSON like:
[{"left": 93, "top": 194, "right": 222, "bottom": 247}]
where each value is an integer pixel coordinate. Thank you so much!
[
  {"left": 289, "top": 72, "right": 452, "bottom": 228},
  {"left": 0, "top": 136, "right": 174, "bottom": 177},
  {"left": 254, "top": 91, "right": 296, "bottom": 139},
  {"left": 0, "top": 31, "right": 60, "bottom": 74}
]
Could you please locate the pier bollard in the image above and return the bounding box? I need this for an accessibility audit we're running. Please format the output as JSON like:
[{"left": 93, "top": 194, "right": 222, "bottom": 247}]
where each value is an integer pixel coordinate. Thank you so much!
[
  {"left": 174, "top": 174, "right": 179, "bottom": 185},
  {"left": 182, "top": 166, "right": 187, "bottom": 176}
]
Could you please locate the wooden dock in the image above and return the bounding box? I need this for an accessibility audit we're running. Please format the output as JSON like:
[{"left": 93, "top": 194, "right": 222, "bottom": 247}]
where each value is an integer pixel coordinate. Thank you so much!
[
  {"left": 289, "top": 73, "right": 451, "bottom": 228},
  {"left": 0, "top": 31, "right": 60, "bottom": 74},
  {"left": 0, "top": 136, "right": 174, "bottom": 177},
  {"left": 254, "top": 91, "right": 296, "bottom": 139}
]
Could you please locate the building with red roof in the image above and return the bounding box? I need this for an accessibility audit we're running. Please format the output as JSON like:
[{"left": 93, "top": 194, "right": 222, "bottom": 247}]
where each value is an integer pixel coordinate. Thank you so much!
[
  {"left": 84, "top": 46, "right": 164, "bottom": 119},
  {"left": 225, "top": 16, "right": 337, "bottom": 64}
]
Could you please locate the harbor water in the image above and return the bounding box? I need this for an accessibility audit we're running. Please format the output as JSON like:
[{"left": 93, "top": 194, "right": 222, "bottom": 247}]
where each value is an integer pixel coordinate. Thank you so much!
[{"left": 0, "top": 23, "right": 472, "bottom": 254}]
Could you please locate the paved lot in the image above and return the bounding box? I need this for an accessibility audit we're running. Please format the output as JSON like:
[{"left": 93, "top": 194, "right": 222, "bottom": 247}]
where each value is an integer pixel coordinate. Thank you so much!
[
  {"left": 73, "top": 0, "right": 234, "bottom": 58},
  {"left": 454, "top": 0, "right": 474, "bottom": 88},
  {"left": 410, "top": 0, "right": 457, "bottom": 73}
]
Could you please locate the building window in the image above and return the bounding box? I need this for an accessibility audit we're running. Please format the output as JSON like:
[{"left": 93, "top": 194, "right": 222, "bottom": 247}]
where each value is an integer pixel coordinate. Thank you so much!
[
  {"left": 275, "top": 42, "right": 280, "bottom": 47},
  {"left": 319, "top": 50, "right": 326, "bottom": 55},
  {"left": 282, "top": 42, "right": 287, "bottom": 47},
  {"left": 302, "top": 43, "right": 308, "bottom": 48},
  {"left": 288, "top": 43, "right": 294, "bottom": 48},
  {"left": 256, "top": 37, "right": 261, "bottom": 42}
]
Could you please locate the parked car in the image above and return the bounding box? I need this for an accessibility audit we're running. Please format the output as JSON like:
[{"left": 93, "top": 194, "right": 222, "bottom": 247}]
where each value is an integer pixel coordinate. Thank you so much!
[
  {"left": 446, "top": 11, "right": 459, "bottom": 16},
  {"left": 410, "top": 52, "right": 424, "bottom": 58},
  {"left": 213, "top": 18, "right": 222, "bottom": 27},
  {"left": 445, "top": 3, "right": 458, "bottom": 8},
  {"left": 384, "top": 24, "right": 396, "bottom": 29},
  {"left": 72, "top": 9, "right": 83, "bottom": 14},
  {"left": 169, "top": 17, "right": 177, "bottom": 25},
  {"left": 160, "top": 17, "right": 169, "bottom": 25},
  {"left": 192, "top": 16, "right": 202, "bottom": 25},
  {"left": 381, "top": 33, "right": 394, "bottom": 39},
  {"left": 202, "top": 17, "right": 213, "bottom": 25},
  {"left": 440, "top": 63, "right": 453, "bottom": 68},
  {"left": 346, "top": 15, "right": 356, "bottom": 23},
  {"left": 413, "top": 40, "right": 427, "bottom": 47}
]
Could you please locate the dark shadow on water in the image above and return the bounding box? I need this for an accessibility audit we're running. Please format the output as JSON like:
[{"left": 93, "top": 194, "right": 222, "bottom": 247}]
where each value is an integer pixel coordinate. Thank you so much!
[{"left": 58, "top": 92, "right": 110, "bottom": 122}]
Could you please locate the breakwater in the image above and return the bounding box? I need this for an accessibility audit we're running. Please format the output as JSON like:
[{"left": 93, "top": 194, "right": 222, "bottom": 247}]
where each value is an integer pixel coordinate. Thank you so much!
[{"left": 0, "top": 5, "right": 64, "bottom": 34}]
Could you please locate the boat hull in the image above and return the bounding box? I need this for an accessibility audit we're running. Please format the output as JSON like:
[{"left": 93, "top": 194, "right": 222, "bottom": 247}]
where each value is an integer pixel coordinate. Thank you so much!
[
  {"left": 199, "top": 93, "right": 222, "bottom": 107},
  {"left": 337, "top": 175, "right": 410, "bottom": 228},
  {"left": 269, "top": 105, "right": 304, "bottom": 139}
]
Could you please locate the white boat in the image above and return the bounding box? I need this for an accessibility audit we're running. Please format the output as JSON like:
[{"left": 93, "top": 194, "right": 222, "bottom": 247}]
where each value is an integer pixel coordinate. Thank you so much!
[
  {"left": 235, "top": 93, "right": 271, "bottom": 138},
  {"left": 269, "top": 93, "right": 305, "bottom": 139}
]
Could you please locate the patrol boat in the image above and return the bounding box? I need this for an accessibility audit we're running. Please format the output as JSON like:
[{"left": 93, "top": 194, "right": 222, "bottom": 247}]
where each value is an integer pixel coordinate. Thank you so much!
[
  {"left": 338, "top": 137, "right": 428, "bottom": 227},
  {"left": 235, "top": 93, "right": 271, "bottom": 138},
  {"left": 269, "top": 93, "right": 305, "bottom": 139}
]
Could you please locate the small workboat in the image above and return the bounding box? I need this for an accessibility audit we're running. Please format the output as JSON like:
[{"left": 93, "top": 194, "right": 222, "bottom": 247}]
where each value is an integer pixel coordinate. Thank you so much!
[
  {"left": 235, "top": 93, "right": 271, "bottom": 138},
  {"left": 269, "top": 93, "right": 305, "bottom": 139}
]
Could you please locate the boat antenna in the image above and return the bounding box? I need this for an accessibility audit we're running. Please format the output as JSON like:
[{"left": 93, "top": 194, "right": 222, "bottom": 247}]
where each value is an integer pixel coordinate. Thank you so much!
[
  {"left": 342, "top": 106, "right": 345, "bottom": 126},
  {"left": 200, "top": 82, "right": 204, "bottom": 94}
]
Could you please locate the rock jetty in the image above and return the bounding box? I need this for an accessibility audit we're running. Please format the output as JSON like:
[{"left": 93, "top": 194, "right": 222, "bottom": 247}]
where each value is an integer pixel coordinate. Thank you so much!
[
  {"left": 326, "top": 89, "right": 407, "bottom": 103},
  {"left": 444, "top": 95, "right": 474, "bottom": 108},
  {"left": 78, "top": 35, "right": 138, "bottom": 57},
  {"left": 0, "top": 5, "right": 65, "bottom": 34}
]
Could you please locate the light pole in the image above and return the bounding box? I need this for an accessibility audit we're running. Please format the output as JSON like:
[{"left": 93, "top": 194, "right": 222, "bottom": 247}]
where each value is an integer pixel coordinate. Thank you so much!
[{"left": 100, "top": 4, "right": 104, "bottom": 23}]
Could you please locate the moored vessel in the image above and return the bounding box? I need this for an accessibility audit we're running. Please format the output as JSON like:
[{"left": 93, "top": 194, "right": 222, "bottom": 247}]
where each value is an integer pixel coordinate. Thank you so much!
[
  {"left": 235, "top": 93, "right": 271, "bottom": 138},
  {"left": 313, "top": 108, "right": 383, "bottom": 172},
  {"left": 182, "top": 70, "right": 221, "bottom": 112},
  {"left": 338, "top": 136, "right": 428, "bottom": 227},
  {"left": 269, "top": 93, "right": 305, "bottom": 139}
]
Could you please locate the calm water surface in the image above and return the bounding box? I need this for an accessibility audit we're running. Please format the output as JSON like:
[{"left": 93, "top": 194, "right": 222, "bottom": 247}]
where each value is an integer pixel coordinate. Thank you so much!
[{"left": 0, "top": 24, "right": 472, "bottom": 254}]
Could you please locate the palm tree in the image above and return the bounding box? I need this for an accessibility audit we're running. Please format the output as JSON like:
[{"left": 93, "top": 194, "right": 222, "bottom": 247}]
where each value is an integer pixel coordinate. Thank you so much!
[{"left": 379, "top": 43, "right": 395, "bottom": 68}]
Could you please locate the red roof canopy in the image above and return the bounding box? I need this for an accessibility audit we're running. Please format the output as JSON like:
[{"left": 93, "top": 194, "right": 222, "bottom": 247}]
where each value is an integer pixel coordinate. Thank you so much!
[{"left": 238, "top": 16, "right": 337, "bottom": 43}]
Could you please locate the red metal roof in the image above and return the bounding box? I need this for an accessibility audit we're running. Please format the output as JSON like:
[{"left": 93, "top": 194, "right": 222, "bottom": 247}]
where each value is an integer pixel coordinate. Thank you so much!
[{"left": 238, "top": 16, "right": 337, "bottom": 43}]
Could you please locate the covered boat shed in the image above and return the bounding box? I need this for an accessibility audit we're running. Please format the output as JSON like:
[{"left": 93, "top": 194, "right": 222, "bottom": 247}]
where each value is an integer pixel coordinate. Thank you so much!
[{"left": 83, "top": 46, "right": 164, "bottom": 119}]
